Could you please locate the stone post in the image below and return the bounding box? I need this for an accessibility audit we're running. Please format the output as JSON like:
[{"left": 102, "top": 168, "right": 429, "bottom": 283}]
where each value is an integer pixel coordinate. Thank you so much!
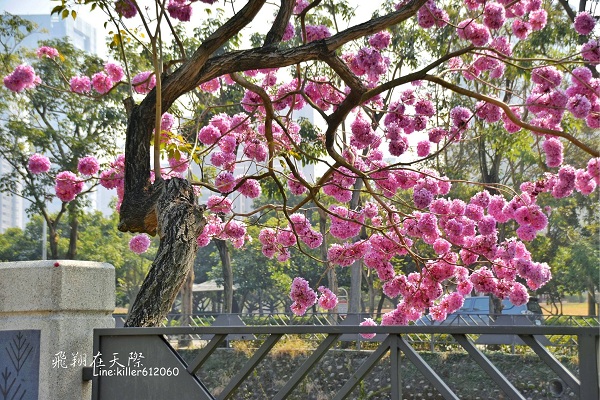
[{"left": 0, "top": 260, "right": 115, "bottom": 400}]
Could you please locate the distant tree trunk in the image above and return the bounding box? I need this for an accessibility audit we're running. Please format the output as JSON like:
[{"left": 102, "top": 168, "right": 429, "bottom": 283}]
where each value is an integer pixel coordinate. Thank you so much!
[
  {"left": 376, "top": 291, "right": 386, "bottom": 318},
  {"left": 348, "top": 180, "right": 364, "bottom": 315},
  {"left": 215, "top": 239, "right": 234, "bottom": 314},
  {"left": 319, "top": 208, "right": 338, "bottom": 323},
  {"left": 178, "top": 268, "right": 194, "bottom": 347},
  {"left": 587, "top": 285, "right": 598, "bottom": 317},
  {"left": 66, "top": 202, "right": 79, "bottom": 259}
]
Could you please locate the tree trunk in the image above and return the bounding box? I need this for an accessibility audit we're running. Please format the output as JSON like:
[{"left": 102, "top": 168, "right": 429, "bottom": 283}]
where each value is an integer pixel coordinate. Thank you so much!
[
  {"left": 66, "top": 202, "right": 79, "bottom": 259},
  {"left": 48, "top": 223, "right": 59, "bottom": 259},
  {"left": 215, "top": 239, "right": 234, "bottom": 314},
  {"left": 319, "top": 208, "right": 338, "bottom": 323},
  {"left": 587, "top": 286, "right": 598, "bottom": 317},
  {"left": 125, "top": 178, "right": 204, "bottom": 327},
  {"left": 178, "top": 268, "right": 194, "bottom": 347}
]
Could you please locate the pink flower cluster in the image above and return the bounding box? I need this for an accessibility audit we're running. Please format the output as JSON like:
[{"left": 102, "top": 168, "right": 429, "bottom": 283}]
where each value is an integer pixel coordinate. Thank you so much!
[
  {"left": 4, "top": 64, "right": 40, "bottom": 92},
  {"left": 289, "top": 277, "right": 317, "bottom": 316},
  {"left": 115, "top": 0, "right": 137, "bottom": 18},
  {"left": 28, "top": 153, "right": 51, "bottom": 174},
  {"left": 197, "top": 214, "right": 247, "bottom": 249},
  {"left": 305, "top": 77, "right": 344, "bottom": 111},
  {"left": 129, "top": 234, "right": 151, "bottom": 254},
  {"left": 258, "top": 215, "right": 323, "bottom": 262},
  {"left": 55, "top": 171, "right": 84, "bottom": 202},
  {"left": 317, "top": 286, "right": 338, "bottom": 310},
  {"left": 304, "top": 25, "right": 331, "bottom": 42},
  {"left": 167, "top": 0, "right": 192, "bottom": 22},
  {"left": 77, "top": 156, "right": 100, "bottom": 176},
  {"left": 132, "top": 71, "right": 156, "bottom": 94},
  {"left": 36, "top": 46, "right": 59, "bottom": 59}
]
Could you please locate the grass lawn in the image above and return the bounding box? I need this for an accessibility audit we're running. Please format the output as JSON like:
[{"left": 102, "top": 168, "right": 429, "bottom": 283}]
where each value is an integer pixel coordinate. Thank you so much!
[{"left": 540, "top": 301, "right": 594, "bottom": 315}]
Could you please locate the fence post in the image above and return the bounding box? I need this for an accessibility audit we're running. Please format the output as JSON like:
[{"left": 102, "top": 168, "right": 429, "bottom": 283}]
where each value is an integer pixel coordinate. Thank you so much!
[{"left": 0, "top": 260, "right": 115, "bottom": 400}]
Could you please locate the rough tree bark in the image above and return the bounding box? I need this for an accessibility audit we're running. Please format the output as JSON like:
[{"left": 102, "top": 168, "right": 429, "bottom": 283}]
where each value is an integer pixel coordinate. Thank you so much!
[{"left": 125, "top": 178, "right": 204, "bottom": 327}]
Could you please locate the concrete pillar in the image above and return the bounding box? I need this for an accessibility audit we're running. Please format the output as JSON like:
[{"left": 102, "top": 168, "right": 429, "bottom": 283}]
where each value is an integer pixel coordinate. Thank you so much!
[{"left": 0, "top": 260, "right": 115, "bottom": 400}]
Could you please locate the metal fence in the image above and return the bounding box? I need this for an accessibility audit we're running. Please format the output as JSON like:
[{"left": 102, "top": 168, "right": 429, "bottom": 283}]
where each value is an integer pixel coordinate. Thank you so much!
[
  {"left": 114, "top": 312, "right": 599, "bottom": 352},
  {"left": 86, "top": 324, "right": 599, "bottom": 400}
]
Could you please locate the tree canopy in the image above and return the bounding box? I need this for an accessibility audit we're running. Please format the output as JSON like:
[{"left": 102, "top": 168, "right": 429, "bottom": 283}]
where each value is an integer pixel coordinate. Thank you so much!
[{"left": 2, "top": 0, "right": 599, "bottom": 326}]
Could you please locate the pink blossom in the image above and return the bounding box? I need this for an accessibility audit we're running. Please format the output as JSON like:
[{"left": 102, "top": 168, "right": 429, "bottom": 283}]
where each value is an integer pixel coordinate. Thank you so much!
[
  {"left": 413, "top": 188, "right": 433, "bottom": 209},
  {"left": 198, "top": 125, "right": 221, "bottom": 146},
  {"left": 294, "top": 0, "right": 309, "bottom": 14},
  {"left": 36, "top": 46, "right": 59, "bottom": 59},
  {"left": 359, "top": 318, "right": 378, "bottom": 339},
  {"left": 529, "top": 9, "right": 547, "bottom": 31},
  {"left": 289, "top": 277, "right": 317, "bottom": 316},
  {"left": 369, "top": 31, "right": 391, "bottom": 50},
  {"left": 433, "top": 238, "right": 451, "bottom": 254},
  {"left": 587, "top": 158, "right": 600, "bottom": 184},
  {"left": 288, "top": 173, "right": 307, "bottom": 195},
  {"left": 28, "top": 153, "right": 51, "bottom": 174},
  {"left": 129, "top": 234, "right": 151, "bottom": 254},
  {"left": 207, "top": 195, "right": 232, "bottom": 213},
  {"left": 168, "top": 156, "right": 189, "bottom": 173},
  {"left": 54, "top": 171, "right": 84, "bottom": 202},
  {"left": 4, "top": 64, "right": 40, "bottom": 92},
  {"left": 104, "top": 62, "right": 124, "bottom": 82},
  {"left": 77, "top": 156, "right": 100, "bottom": 176},
  {"left": 567, "top": 94, "right": 592, "bottom": 118},
  {"left": 167, "top": 0, "right": 192, "bottom": 21},
  {"left": 574, "top": 11, "right": 596, "bottom": 35},
  {"left": 317, "top": 286, "right": 338, "bottom": 310},
  {"left": 483, "top": 2, "right": 505, "bottom": 30},
  {"left": 582, "top": 40, "right": 600, "bottom": 65},
  {"left": 215, "top": 172, "right": 236, "bottom": 193},
  {"left": 200, "top": 78, "right": 220, "bottom": 93},
  {"left": 512, "top": 19, "right": 531, "bottom": 40},
  {"left": 542, "top": 137, "right": 563, "bottom": 168},
  {"left": 115, "top": 0, "right": 137, "bottom": 18},
  {"left": 131, "top": 71, "right": 156, "bottom": 94},
  {"left": 304, "top": 25, "right": 331, "bottom": 42},
  {"left": 91, "top": 72, "right": 113, "bottom": 94},
  {"left": 575, "top": 169, "right": 597, "bottom": 195},
  {"left": 282, "top": 22, "right": 295, "bottom": 41},
  {"left": 532, "top": 66, "right": 562, "bottom": 90},
  {"left": 475, "top": 101, "right": 502, "bottom": 123},
  {"left": 450, "top": 106, "right": 472, "bottom": 129},
  {"left": 388, "top": 136, "right": 409, "bottom": 156},
  {"left": 223, "top": 220, "right": 246, "bottom": 240},
  {"left": 237, "top": 178, "right": 261, "bottom": 198}
]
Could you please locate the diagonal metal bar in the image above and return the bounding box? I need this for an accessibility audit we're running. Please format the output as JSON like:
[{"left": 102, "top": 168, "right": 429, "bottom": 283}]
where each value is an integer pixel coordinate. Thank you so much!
[
  {"left": 389, "top": 335, "right": 402, "bottom": 400},
  {"left": 453, "top": 334, "right": 525, "bottom": 400},
  {"left": 218, "top": 334, "right": 284, "bottom": 400},
  {"left": 272, "top": 333, "right": 341, "bottom": 400},
  {"left": 187, "top": 334, "right": 227, "bottom": 374},
  {"left": 518, "top": 334, "right": 580, "bottom": 396},
  {"left": 331, "top": 336, "right": 393, "bottom": 400},
  {"left": 578, "top": 333, "right": 599, "bottom": 400},
  {"left": 397, "top": 336, "right": 460, "bottom": 400}
]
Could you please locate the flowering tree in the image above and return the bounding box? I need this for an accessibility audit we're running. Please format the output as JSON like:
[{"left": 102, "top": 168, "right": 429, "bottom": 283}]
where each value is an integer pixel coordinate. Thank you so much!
[
  {"left": 4, "top": 0, "right": 599, "bottom": 327},
  {"left": 0, "top": 17, "right": 126, "bottom": 259}
]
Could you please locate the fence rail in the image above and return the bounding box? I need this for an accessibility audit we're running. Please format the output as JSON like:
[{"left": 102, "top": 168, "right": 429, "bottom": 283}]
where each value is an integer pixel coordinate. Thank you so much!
[{"left": 89, "top": 325, "right": 599, "bottom": 400}]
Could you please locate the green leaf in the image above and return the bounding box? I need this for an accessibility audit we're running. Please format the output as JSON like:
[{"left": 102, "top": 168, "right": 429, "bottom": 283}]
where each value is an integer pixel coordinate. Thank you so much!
[
  {"left": 61, "top": 9, "right": 69, "bottom": 19},
  {"left": 51, "top": 5, "right": 64, "bottom": 16},
  {"left": 71, "top": 10, "right": 77, "bottom": 19}
]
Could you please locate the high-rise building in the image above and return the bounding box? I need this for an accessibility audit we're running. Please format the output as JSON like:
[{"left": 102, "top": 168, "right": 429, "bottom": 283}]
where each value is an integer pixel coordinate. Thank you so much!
[{"left": 0, "top": 159, "right": 24, "bottom": 233}]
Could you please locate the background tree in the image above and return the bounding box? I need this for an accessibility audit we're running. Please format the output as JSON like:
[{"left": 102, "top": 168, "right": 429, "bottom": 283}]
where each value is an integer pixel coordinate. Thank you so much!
[{"left": 0, "top": 16, "right": 126, "bottom": 259}]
